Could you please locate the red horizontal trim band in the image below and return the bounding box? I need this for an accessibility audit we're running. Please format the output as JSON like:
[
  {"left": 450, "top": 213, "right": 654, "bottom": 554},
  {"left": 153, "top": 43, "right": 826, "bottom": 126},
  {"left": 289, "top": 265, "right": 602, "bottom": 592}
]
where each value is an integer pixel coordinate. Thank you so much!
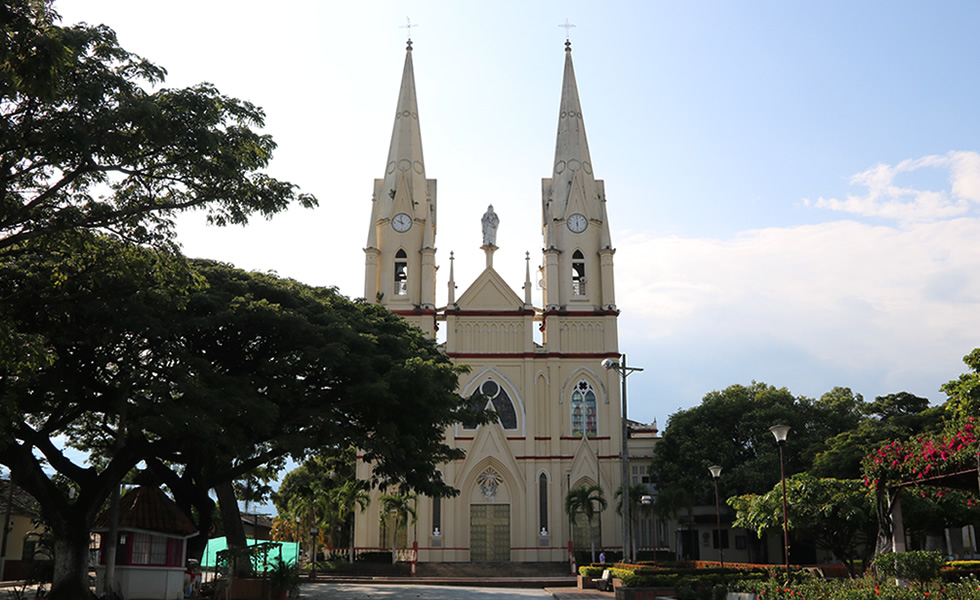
[
  {"left": 390, "top": 308, "right": 438, "bottom": 316},
  {"left": 445, "top": 309, "right": 535, "bottom": 316},
  {"left": 534, "top": 436, "right": 551, "bottom": 440},
  {"left": 506, "top": 437, "right": 525, "bottom": 441},
  {"left": 559, "top": 436, "right": 611, "bottom": 440},
  {"left": 454, "top": 437, "right": 474, "bottom": 441},
  {"left": 446, "top": 352, "right": 616, "bottom": 359},
  {"left": 542, "top": 309, "right": 620, "bottom": 316},
  {"left": 514, "top": 456, "right": 574, "bottom": 460}
]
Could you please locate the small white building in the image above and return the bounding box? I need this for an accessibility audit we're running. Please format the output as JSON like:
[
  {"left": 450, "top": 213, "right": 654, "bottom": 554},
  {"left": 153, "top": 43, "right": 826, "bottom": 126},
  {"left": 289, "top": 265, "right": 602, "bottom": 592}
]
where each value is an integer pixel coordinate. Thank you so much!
[{"left": 92, "top": 486, "right": 198, "bottom": 600}]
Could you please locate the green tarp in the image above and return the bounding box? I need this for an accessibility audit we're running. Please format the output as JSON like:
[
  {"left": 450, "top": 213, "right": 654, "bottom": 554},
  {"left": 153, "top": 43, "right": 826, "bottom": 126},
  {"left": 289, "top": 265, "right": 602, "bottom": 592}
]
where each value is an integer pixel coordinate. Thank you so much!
[{"left": 201, "top": 537, "right": 299, "bottom": 571}]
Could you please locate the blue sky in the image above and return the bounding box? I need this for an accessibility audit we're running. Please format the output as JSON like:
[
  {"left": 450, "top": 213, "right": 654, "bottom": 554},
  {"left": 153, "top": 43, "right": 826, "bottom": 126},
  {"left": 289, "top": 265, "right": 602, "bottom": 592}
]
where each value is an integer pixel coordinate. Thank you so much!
[{"left": 58, "top": 1, "right": 980, "bottom": 430}]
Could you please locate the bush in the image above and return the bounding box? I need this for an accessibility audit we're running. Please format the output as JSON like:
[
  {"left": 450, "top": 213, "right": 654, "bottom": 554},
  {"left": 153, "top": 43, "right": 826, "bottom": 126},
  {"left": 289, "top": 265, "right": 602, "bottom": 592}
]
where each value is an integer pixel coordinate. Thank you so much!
[
  {"left": 942, "top": 560, "right": 980, "bottom": 581},
  {"left": 873, "top": 551, "right": 945, "bottom": 583},
  {"left": 579, "top": 565, "right": 604, "bottom": 578},
  {"left": 355, "top": 551, "right": 393, "bottom": 563}
]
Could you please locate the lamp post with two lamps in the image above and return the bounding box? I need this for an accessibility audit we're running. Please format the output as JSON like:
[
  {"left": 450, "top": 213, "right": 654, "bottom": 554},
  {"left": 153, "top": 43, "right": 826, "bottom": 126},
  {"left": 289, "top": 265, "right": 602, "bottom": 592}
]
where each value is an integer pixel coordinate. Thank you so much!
[
  {"left": 769, "top": 424, "right": 791, "bottom": 581},
  {"left": 708, "top": 465, "right": 724, "bottom": 568},
  {"left": 601, "top": 354, "right": 643, "bottom": 561}
]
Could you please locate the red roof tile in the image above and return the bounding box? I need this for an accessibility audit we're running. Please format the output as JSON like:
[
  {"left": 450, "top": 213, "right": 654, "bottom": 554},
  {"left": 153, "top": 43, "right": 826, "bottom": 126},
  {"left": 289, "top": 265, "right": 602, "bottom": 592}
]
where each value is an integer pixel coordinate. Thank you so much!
[{"left": 93, "top": 486, "right": 197, "bottom": 537}]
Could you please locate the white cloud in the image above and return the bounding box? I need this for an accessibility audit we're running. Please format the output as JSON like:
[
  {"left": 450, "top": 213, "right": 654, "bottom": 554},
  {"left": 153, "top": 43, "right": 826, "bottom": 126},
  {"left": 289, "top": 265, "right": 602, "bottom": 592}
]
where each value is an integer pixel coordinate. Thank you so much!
[
  {"left": 615, "top": 216, "right": 980, "bottom": 402},
  {"left": 805, "top": 151, "right": 980, "bottom": 222}
]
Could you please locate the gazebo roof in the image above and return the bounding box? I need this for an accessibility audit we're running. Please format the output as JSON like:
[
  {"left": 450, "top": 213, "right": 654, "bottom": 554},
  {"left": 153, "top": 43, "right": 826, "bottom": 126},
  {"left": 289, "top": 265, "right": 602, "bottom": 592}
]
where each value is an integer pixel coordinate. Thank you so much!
[{"left": 93, "top": 486, "right": 197, "bottom": 537}]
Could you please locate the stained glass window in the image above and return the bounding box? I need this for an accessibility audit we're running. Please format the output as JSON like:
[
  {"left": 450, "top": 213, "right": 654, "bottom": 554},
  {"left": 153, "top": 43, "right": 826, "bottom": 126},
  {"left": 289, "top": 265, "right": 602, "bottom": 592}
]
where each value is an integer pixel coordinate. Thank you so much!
[
  {"left": 571, "top": 380, "right": 597, "bottom": 436},
  {"left": 462, "top": 378, "right": 518, "bottom": 430}
]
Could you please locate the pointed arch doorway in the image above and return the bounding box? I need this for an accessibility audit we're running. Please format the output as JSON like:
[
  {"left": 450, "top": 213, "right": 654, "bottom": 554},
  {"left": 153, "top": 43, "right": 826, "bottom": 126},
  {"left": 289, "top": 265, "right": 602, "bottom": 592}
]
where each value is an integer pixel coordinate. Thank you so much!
[{"left": 469, "top": 467, "right": 511, "bottom": 561}]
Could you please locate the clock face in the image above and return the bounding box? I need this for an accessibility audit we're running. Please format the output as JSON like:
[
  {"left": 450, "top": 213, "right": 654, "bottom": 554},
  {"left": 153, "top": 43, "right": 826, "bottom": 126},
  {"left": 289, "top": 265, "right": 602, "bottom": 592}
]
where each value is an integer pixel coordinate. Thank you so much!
[
  {"left": 567, "top": 213, "right": 588, "bottom": 233},
  {"left": 391, "top": 212, "right": 412, "bottom": 232}
]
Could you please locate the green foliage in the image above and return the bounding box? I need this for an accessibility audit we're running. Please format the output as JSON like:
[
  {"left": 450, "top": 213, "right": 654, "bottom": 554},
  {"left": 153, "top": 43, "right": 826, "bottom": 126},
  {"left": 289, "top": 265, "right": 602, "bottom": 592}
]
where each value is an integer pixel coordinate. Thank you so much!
[
  {"left": 649, "top": 383, "right": 863, "bottom": 509},
  {"left": 873, "top": 551, "right": 946, "bottom": 584},
  {"left": 579, "top": 565, "right": 604, "bottom": 577},
  {"left": 0, "top": 237, "right": 481, "bottom": 597},
  {"left": 733, "top": 573, "right": 980, "bottom": 600},
  {"left": 860, "top": 350, "right": 980, "bottom": 488},
  {"left": 729, "top": 474, "right": 875, "bottom": 575},
  {"left": 942, "top": 349, "right": 980, "bottom": 421},
  {"left": 565, "top": 484, "right": 607, "bottom": 525},
  {"left": 565, "top": 483, "right": 607, "bottom": 561},
  {"left": 812, "top": 392, "right": 943, "bottom": 479},
  {"left": 267, "top": 557, "right": 301, "bottom": 596},
  {"left": 1, "top": 2, "right": 316, "bottom": 252}
]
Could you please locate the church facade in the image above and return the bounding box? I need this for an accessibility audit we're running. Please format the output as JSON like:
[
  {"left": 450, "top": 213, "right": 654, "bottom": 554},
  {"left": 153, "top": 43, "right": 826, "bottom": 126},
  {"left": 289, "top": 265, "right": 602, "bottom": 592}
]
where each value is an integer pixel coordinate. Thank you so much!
[{"left": 354, "top": 39, "right": 655, "bottom": 563}]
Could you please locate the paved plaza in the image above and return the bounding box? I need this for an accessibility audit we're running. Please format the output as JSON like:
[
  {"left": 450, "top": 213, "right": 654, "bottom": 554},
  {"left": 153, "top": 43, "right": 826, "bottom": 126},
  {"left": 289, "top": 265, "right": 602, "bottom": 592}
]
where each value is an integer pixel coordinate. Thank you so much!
[{"left": 297, "top": 582, "right": 614, "bottom": 600}]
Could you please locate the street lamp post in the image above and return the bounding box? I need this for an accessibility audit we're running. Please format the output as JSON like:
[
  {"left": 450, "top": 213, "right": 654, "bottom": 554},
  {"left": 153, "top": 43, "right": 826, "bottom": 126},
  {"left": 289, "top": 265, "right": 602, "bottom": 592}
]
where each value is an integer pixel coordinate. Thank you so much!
[
  {"left": 602, "top": 354, "right": 643, "bottom": 561},
  {"left": 640, "top": 494, "right": 654, "bottom": 565},
  {"left": 769, "top": 424, "right": 792, "bottom": 581},
  {"left": 708, "top": 465, "right": 724, "bottom": 568}
]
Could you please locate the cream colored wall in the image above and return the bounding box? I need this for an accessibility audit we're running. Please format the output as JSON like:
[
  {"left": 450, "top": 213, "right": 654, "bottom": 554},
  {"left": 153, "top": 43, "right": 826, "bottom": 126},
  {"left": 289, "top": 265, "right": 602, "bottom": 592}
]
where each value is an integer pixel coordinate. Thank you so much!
[{"left": 354, "top": 307, "right": 629, "bottom": 562}]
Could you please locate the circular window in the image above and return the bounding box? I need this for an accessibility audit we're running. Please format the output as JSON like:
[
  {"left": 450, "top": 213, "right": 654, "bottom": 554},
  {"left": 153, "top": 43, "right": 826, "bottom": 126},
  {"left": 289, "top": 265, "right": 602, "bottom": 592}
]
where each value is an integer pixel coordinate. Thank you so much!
[{"left": 481, "top": 380, "right": 499, "bottom": 397}]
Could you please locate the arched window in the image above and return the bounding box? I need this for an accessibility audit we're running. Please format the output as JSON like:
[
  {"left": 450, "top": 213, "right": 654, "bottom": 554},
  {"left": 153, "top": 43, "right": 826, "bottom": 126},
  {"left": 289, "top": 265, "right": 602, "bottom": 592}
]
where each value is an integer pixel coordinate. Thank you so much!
[
  {"left": 432, "top": 495, "right": 441, "bottom": 535},
  {"left": 538, "top": 473, "right": 548, "bottom": 534},
  {"left": 572, "top": 250, "right": 586, "bottom": 295},
  {"left": 462, "top": 378, "right": 518, "bottom": 430},
  {"left": 571, "top": 380, "right": 597, "bottom": 437},
  {"left": 394, "top": 249, "right": 408, "bottom": 296}
]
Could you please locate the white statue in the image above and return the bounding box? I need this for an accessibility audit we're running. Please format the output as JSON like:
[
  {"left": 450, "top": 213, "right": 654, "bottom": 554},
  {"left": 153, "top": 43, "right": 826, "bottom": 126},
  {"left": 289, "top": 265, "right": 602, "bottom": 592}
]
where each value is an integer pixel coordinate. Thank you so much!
[{"left": 481, "top": 204, "right": 499, "bottom": 247}]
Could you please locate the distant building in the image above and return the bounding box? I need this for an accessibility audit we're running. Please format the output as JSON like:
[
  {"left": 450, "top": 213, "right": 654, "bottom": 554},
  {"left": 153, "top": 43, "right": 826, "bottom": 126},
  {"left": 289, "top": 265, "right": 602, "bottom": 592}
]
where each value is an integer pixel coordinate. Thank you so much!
[{"left": 0, "top": 478, "right": 46, "bottom": 581}]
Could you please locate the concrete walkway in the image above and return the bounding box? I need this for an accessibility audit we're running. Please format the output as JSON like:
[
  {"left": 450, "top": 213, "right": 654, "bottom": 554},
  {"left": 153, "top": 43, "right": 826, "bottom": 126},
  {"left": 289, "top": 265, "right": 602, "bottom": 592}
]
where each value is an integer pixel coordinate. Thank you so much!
[{"left": 297, "top": 580, "right": 631, "bottom": 600}]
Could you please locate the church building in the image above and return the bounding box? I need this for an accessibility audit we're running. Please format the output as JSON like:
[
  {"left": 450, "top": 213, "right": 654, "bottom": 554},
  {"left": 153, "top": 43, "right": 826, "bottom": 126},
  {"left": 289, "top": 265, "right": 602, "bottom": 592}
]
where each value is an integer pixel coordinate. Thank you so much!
[{"left": 355, "top": 38, "right": 656, "bottom": 563}]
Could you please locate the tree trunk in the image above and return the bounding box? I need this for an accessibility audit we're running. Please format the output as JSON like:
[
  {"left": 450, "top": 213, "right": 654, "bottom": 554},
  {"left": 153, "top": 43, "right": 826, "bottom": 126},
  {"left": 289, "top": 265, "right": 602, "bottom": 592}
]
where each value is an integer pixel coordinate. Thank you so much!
[
  {"left": 348, "top": 516, "right": 355, "bottom": 564},
  {"left": 215, "top": 481, "right": 250, "bottom": 578},
  {"left": 49, "top": 525, "right": 96, "bottom": 600},
  {"left": 875, "top": 484, "right": 898, "bottom": 557},
  {"left": 391, "top": 516, "right": 399, "bottom": 564},
  {"left": 184, "top": 489, "right": 215, "bottom": 563}
]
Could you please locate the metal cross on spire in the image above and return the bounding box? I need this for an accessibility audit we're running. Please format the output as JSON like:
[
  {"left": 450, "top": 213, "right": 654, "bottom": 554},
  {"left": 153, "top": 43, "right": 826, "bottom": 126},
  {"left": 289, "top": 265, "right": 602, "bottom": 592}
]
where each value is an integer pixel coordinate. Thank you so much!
[
  {"left": 400, "top": 16, "right": 418, "bottom": 48},
  {"left": 559, "top": 18, "right": 575, "bottom": 41}
]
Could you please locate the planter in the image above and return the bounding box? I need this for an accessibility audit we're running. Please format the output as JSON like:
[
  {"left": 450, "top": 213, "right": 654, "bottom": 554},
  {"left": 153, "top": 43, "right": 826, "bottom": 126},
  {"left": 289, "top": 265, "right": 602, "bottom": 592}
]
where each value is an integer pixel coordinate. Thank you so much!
[
  {"left": 728, "top": 594, "right": 756, "bottom": 600},
  {"left": 228, "top": 577, "right": 267, "bottom": 600},
  {"left": 578, "top": 574, "right": 596, "bottom": 589},
  {"left": 615, "top": 588, "right": 671, "bottom": 600}
]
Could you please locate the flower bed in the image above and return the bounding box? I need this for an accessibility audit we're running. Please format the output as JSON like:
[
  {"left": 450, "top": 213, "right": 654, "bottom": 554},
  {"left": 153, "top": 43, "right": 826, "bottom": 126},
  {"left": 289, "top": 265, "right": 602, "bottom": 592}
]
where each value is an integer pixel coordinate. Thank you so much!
[{"left": 731, "top": 574, "right": 980, "bottom": 600}]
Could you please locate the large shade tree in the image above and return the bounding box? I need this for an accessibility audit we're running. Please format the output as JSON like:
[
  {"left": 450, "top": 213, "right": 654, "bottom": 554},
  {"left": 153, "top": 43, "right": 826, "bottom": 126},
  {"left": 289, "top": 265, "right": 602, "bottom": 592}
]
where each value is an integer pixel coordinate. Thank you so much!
[
  {"left": 649, "top": 383, "right": 864, "bottom": 510},
  {"left": 5, "top": 2, "right": 314, "bottom": 596},
  {"left": 1, "top": 1, "right": 315, "bottom": 252},
  {"left": 0, "top": 236, "right": 483, "bottom": 597}
]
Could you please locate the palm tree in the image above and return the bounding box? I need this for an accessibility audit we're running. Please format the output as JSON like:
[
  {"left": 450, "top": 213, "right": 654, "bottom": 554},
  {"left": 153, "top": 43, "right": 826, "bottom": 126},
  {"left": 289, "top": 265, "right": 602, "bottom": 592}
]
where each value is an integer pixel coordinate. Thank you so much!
[
  {"left": 565, "top": 483, "right": 607, "bottom": 563},
  {"left": 615, "top": 483, "right": 649, "bottom": 562},
  {"left": 330, "top": 480, "right": 370, "bottom": 563},
  {"left": 379, "top": 492, "right": 418, "bottom": 564}
]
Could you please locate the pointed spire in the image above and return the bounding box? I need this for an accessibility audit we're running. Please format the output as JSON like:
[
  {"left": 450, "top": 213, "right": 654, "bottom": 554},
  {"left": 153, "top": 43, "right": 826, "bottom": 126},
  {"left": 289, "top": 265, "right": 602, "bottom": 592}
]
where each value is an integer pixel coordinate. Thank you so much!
[
  {"left": 447, "top": 251, "right": 456, "bottom": 305},
  {"left": 382, "top": 40, "right": 427, "bottom": 211},
  {"left": 550, "top": 40, "right": 598, "bottom": 218},
  {"left": 523, "top": 251, "right": 533, "bottom": 306}
]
